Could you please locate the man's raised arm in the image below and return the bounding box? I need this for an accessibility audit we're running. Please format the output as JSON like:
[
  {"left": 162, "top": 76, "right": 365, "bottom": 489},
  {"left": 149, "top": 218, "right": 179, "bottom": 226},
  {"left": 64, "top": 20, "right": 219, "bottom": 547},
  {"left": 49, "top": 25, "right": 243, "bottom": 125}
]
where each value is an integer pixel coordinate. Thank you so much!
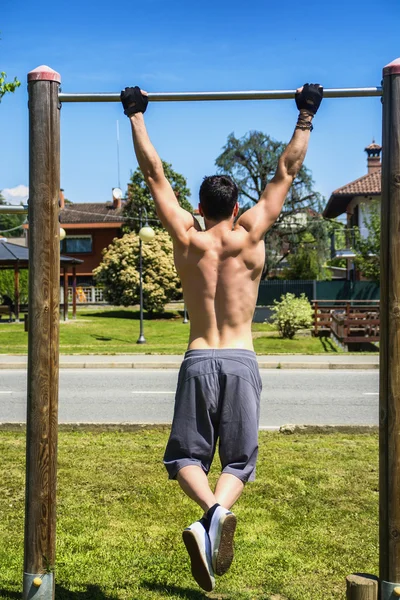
[
  {"left": 121, "top": 87, "right": 199, "bottom": 241},
  {"left": 237, "top": 84, "right": 323, "bottom": 241}
]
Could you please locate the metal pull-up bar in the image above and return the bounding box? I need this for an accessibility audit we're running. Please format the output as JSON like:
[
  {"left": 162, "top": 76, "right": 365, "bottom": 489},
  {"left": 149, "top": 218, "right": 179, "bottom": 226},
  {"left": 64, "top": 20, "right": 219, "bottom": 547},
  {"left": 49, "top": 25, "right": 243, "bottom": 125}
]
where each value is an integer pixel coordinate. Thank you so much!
[{"left": 58, "top": 86, "right": 382, "bottom": 103}]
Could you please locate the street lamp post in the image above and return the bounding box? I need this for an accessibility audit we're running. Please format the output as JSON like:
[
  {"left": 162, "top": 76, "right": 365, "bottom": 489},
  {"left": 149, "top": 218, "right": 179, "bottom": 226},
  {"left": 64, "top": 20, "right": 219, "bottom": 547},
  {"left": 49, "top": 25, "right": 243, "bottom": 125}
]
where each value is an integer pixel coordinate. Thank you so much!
[
  {"left": 136, "top": 206, "right": 155, "bottom": 344},
  {"left": 183, "top": 305, "right": 189, "bottom": 324}
]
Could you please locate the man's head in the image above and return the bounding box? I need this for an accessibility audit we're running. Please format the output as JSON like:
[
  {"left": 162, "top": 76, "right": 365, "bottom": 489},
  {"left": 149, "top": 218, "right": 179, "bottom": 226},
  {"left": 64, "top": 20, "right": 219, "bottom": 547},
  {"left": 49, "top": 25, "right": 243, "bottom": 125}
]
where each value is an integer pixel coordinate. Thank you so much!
[{"left": 199, "top": 175, "right": 239, "bottom": 221}]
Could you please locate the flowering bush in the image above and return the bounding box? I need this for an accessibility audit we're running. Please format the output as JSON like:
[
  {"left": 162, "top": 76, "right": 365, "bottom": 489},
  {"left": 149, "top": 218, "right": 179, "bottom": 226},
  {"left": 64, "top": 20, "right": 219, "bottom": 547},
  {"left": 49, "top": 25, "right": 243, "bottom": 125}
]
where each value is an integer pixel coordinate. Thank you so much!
[
  {"left": 93, "top": 230, "right": 182, "bottom": 314},
  {"left": 271, "top": 293, "right": 313, "bottom": 339}
]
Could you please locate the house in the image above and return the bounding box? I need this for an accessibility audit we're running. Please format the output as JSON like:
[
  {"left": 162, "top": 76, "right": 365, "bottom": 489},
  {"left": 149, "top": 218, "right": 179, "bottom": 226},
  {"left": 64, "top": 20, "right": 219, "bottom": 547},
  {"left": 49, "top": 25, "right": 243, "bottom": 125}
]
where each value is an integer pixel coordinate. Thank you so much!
[
  {"left": 59, "top": 189, "right": 125, "bottom": 297},
  {"left": 323, "top": 141, "right": 381, "bottom": 279}
]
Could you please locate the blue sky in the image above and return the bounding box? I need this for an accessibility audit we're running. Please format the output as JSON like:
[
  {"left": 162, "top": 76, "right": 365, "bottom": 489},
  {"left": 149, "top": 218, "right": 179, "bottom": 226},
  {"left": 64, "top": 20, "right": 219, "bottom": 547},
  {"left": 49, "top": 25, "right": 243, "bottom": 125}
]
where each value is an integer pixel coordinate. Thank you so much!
[{"left": 1, "top": 0, "right": 399, "bottom": 209}]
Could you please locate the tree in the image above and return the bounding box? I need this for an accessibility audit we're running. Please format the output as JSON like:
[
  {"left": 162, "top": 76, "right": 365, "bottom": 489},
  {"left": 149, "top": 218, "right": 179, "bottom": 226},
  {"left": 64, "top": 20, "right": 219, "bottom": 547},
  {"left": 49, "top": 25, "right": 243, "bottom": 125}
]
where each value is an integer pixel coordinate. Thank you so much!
[
  {"left": 283, "top": 232, "right": 332, "bottom": 280},
  {"left": 0, "top": 191, "right": 25, "bottom": 237},
  {"left": 0, "top": 71, "right": 20, "bottom": 101},
  {"left": 215, "top": 131, "right": 328, "bottom": 277},
  {"left": 93, "top": 230, "right": 182, "bottom": 314},
  {"left": 0, "top": 269, "right": 28, "bottom": 305},
  {"left": 0, "top": 34, "right": 21, "bottom": 101},
  {"left": 123, "top": 161, "right": 193, "bottom": 233},
  {"left": 354, "top": 201, "right": 380, "bottom": 281}
]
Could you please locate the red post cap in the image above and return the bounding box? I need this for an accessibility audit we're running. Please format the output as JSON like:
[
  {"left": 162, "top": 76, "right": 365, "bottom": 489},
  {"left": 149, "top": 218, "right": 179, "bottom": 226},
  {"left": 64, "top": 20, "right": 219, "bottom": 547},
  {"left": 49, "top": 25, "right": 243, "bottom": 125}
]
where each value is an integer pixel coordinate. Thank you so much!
[
  {"left": 28, "top": 65, "right": 61, "bottom": 83},
  {"left": 383, "top": 58, "right": 400, "bottom": 77}
]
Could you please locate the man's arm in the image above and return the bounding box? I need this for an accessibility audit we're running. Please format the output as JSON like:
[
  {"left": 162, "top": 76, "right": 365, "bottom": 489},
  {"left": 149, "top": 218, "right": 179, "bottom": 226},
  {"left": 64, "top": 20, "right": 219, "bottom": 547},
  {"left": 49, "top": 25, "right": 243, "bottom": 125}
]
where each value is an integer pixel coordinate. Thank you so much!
[
  {"left": 121, "top": 87, "right": 200, "bottom": 241},
  {"left": 237, "top": 84, "right": 323, "bottom": 241}
]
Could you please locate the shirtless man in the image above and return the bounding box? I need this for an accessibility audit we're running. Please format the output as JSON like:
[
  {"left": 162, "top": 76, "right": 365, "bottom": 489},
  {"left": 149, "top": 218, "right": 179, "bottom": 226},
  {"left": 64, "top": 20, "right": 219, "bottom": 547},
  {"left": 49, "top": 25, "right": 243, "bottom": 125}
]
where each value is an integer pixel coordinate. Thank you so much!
[{"left": 121, "top": 83, "right": 323, "bottom": 591}]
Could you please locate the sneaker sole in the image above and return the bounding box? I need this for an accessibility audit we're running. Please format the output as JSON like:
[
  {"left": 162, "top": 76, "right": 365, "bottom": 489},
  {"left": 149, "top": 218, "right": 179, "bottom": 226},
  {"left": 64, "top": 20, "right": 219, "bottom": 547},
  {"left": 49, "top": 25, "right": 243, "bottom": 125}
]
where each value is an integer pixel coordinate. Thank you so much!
[
  {"left": 213, "top": 513, "right": 237, "bottom": 576},
  {"left": 182, "top": 528, "right": 214, "bottom": 592}
]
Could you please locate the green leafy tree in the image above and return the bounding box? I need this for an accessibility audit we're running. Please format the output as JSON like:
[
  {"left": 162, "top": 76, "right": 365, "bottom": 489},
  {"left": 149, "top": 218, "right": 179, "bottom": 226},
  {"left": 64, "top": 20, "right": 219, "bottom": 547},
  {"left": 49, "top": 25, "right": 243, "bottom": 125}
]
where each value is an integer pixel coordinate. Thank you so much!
[
  {"left": 271, "top": 292, "right": 313, "bottom": 339},
  {"left": 215, "top": 131, "right": 328, "bottom": 277},
  {"left": 93, "top": 230, "right": 182, "bottom": 314},
  {"left": 0, "top": 34, "right": 21, "bottom": 101},
  {"left": 0, "top": 71, "right": 20, "bottom": 101},
  {"left": 0, "top": 191, "right": 25, "bottom": 237},
  {"left": 354, "top": 201, "right": 380, "bottom": 281},
  {"left": 0, "top": 269, "right": 29, "bottom": 305},
  {"left": 283, "top": 231, "right": 331, "bottom": 280},
  {"left": 123, "top": 161, "right": 193, "bottom": 233}
]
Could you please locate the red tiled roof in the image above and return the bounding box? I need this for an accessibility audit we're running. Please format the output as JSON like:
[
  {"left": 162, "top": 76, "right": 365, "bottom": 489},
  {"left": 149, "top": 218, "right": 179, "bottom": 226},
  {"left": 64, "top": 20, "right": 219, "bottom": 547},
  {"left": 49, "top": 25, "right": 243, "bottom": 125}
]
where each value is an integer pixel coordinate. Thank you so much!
[
  {"left": 60, "top": 203, "right": 125, "bottom": 224},
  {"left": 331, "top": 169, "right": 381, "bottom": 196},
  {"left": 323, "top": 169, "right": 381, "bottom": 219}
]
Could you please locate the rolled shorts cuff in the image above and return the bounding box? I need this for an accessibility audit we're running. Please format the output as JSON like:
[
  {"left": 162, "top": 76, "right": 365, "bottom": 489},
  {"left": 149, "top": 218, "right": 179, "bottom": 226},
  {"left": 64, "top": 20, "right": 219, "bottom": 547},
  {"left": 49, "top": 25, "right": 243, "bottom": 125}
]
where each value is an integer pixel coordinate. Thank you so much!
[
  {"left": 164, "top": 457, "right": 208, "bottom": 480},
  {"left": 222, "top": 465, "right": 256, "bottom": 483}
]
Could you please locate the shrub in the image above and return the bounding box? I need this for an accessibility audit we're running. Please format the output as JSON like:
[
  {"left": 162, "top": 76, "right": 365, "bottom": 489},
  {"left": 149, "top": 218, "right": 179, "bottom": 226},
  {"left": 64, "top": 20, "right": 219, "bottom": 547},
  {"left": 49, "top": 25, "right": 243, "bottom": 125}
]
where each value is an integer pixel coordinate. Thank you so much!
[
  {"left": 271, "top": 292, "right": 313, "bottom": 339},
  {"left": 93, "top": 230, "right": 182, "bottom": 314}
]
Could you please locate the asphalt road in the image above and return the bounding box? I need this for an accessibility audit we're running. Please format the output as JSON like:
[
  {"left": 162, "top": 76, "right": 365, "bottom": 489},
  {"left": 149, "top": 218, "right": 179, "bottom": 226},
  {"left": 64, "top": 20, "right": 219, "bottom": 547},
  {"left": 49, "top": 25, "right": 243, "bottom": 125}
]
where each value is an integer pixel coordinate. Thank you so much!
[{"left": 0, "top": 369, "right": 379, "bottom": 427}]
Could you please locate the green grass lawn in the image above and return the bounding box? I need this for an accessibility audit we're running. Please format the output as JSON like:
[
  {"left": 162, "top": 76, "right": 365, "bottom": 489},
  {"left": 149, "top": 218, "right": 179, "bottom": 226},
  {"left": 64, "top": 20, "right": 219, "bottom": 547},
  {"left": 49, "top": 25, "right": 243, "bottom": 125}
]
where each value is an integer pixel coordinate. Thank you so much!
[
  {"left": 0, "top": 308, "right": 343, "bottom": 355},
  {"left": 0, "top": 429, "right": 378, "bottom": 600}
]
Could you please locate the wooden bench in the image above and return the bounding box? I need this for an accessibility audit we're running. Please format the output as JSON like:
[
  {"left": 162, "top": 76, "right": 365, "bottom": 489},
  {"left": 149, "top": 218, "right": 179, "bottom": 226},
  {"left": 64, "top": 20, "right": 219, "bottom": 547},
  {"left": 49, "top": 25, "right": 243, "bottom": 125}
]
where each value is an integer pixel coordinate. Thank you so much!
[{"left": 0, "top": 305, "right": 12, "bottom": 322}]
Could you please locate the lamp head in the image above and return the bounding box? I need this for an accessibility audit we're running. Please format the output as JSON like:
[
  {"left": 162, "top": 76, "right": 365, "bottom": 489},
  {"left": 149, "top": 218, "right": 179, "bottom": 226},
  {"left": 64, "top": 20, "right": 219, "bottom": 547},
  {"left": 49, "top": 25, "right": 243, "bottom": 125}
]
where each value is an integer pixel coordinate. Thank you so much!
[{"left": 139, "top": 226, "right": 155, "bottom": 242}]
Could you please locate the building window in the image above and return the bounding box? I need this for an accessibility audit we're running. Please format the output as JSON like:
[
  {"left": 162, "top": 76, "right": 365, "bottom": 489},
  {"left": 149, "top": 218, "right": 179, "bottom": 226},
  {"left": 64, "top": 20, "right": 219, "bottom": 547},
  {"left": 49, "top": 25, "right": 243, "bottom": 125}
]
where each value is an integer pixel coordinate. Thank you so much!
[{"left": 61, "top": 235, "right": 92, "bottom": 254}]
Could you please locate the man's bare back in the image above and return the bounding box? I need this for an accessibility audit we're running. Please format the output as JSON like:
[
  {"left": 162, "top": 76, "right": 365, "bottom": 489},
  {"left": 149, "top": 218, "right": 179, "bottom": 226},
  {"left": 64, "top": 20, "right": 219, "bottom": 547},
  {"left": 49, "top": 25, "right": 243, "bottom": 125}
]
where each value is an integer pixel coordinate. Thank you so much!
[{"left": 174, "top": 223, "right": 265, "bottom": 350}]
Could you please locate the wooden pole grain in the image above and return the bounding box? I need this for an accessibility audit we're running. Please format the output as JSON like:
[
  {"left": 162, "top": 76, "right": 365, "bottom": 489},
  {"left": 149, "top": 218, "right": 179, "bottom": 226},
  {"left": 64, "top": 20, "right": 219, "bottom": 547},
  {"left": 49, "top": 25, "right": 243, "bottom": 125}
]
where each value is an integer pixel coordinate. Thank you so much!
[
  {"left": 23, "top": 65, "right": 61, "bottom": 600},
  {"left": 346, "top": 574, "right": 379, "bottom": 599},
  {"left": 380, "top": 57, "right": 400, "bottom": 595}
]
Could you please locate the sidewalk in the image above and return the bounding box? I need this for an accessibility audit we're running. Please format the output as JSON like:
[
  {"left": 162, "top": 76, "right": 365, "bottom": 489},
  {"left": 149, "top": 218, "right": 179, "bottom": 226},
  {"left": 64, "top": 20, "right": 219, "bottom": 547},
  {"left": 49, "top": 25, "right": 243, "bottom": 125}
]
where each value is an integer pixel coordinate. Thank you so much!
[{"left": 0, "top": 353, "right": 379, "bottom": 369}]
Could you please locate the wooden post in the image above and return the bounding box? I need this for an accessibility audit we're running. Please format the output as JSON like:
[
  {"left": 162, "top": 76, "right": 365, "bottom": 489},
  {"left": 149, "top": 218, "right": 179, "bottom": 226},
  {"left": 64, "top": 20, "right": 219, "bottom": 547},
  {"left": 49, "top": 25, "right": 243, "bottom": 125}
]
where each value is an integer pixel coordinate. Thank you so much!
[
  {"left": 314, "top": 301, "right": 318, "bottom": 336},
  {"left": 380, "top": 57, "right": 400, "bottom": 597},
  {"left": 24, "top": 65, "right": 61, "bottom": 600},
  {"left": 63, "top": 265, "right": 68, "bottom": 321},
  {"left": 72, "top": 266, "right": 77, "bottom": 319},
  {"left": 346, "top": 574, "right": 379, "bottom": 599},
  {"left": 14, "top": 263, "right": 20, "bottom": 322}
]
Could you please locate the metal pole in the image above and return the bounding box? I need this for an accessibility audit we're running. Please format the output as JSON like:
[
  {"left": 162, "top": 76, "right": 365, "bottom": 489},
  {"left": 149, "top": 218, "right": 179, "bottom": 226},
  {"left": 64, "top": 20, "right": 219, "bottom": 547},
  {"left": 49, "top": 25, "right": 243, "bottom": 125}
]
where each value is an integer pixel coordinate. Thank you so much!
[
  {"left": 59, "top": 86, "right": 383, "bottom": 103},
  {"left": 63, "top": 266, "right": 68, "bottom": 321},
  {"left": 379, "top": 57, "right": 400, "bottom": 600},
  {"left": 0, "top": 205, "right": 28, "bottom": 214},
  {"left": 14, "top": 264, "right": 20, "bottom": 323},
  {"left": 183, "top": 305, "right": 189, "bottom": 324},
  {"left": 137, "top": 208, "right": 146, "bottom": 344},
  {"left": 24, "top": 65, "right": 61, "bottom": 600}
]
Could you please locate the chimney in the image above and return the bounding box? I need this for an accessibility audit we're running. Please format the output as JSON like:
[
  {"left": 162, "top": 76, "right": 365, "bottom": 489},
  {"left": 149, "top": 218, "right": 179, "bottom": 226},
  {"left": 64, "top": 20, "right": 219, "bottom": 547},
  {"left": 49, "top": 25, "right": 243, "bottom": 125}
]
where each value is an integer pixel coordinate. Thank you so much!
[
  {"left": 112, "top": 188, "right": 122, "bottom": 209},
  {"left": 59, "top": 189, "right": 65, "bottom": 209},
  {"left": 365, "top": 140, "right": 382, "bottom": 174}
]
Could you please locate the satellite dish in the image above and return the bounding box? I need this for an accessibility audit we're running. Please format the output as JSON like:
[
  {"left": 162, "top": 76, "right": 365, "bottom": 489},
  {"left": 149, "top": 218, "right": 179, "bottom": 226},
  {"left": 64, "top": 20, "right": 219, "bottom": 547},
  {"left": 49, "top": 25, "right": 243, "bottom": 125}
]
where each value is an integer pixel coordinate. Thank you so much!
[{"left": 112, "top": 187, "right": 123, "bottom": 200}]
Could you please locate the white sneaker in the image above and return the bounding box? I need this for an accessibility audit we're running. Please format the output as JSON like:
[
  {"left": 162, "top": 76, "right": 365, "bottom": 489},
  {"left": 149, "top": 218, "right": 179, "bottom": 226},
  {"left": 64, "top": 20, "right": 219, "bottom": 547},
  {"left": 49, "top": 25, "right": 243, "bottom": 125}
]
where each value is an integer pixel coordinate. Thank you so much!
[
  {"left": 208, "top": 505, "right": 237, "bottom": 575},
  {"left": 182, "top": 521, "right": 215, "bottom": 591}
]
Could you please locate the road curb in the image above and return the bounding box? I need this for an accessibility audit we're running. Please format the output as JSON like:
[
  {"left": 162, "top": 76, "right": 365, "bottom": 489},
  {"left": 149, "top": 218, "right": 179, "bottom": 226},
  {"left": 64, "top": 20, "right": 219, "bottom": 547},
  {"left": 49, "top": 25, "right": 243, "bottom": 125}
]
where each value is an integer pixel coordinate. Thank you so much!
[
  {"left": 0, "top": 361, "right": 379, "bottom": 370},
  {"left": 0, "top": 422, "right": 379, "bottom": 434}
]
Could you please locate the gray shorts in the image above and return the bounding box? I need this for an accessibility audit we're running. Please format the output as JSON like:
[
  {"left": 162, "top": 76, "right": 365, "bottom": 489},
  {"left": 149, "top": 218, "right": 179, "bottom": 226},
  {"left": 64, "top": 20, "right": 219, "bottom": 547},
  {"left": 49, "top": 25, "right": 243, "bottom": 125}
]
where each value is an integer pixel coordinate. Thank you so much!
[{"left": 163, "top": 349, "right": 262, "bottom": 483}]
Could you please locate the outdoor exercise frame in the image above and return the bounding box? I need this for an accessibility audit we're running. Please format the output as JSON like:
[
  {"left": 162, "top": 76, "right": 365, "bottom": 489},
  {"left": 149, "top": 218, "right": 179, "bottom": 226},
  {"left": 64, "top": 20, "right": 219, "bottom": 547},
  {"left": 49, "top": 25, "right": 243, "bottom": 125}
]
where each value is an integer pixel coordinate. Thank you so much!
[{"left": 23, "top": 60, "right": 400, "bottom": 600}]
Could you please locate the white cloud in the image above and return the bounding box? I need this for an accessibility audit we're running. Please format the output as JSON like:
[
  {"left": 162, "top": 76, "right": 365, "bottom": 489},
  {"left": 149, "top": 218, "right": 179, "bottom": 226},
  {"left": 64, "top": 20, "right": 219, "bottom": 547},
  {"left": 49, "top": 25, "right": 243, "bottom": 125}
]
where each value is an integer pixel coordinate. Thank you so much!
[{"left": 1, "top": 185, "right": 29, "bottom": 205}]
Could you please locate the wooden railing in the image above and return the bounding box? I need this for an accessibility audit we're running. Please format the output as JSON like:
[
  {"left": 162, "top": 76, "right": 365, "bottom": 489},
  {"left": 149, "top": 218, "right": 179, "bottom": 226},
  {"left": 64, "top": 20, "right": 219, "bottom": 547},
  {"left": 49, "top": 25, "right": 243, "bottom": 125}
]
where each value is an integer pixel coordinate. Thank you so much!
[
  {"left": 312, "top": 299, "right": 380, "bottom": 336},
  {"left": 330, "top": 309, "right": 380, "bottom": 344}
]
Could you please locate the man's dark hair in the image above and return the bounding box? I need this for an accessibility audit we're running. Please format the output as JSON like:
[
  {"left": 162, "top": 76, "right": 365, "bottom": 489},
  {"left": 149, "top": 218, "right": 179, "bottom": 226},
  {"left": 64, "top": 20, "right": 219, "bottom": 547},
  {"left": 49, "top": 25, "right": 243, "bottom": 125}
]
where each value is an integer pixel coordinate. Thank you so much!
[{"left": 199, "top": 175, "right": 238, "bottom": 220}]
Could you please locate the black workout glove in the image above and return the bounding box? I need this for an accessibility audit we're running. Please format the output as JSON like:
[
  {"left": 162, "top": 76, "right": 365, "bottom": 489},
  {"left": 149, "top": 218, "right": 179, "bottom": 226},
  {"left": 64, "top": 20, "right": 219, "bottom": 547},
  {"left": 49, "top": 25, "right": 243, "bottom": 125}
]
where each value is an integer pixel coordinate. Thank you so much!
[
  {"left": 295, "top": 83, "right": 323, "bottom": 116},
  {"left": 120, "top": 86, "right": 148, "bottom": 117}
]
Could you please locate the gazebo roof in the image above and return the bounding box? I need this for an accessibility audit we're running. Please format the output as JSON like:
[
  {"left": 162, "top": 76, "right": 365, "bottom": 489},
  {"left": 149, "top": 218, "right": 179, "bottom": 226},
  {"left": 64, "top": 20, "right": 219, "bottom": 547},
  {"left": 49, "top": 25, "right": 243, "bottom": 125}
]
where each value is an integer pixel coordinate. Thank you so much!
[{"left": 0, "top": 239, "right": 83, "bottom": 269}]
